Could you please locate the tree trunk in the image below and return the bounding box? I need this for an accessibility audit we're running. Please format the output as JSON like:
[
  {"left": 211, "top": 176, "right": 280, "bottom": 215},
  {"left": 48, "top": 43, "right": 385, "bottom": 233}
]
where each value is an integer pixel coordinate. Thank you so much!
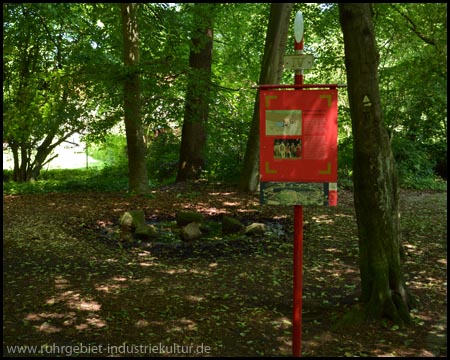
[
  {"left": 176, "top": 3, "right": 214, "bottom": 183},
  {"left": 339, "top": 3, "right": 412, "bottom": 324},
  {"left": 10, "top": 142, "right": 20, "bottom": 182},
  {"left": 121, "top": 3, "right": 148, "bottom": 194},
  {"left": 239, "top": 3, "right": 293, "bottom": 192},
  {"left": 28, "top": 130, "right": 77, "bottom": 181},
  {"left": 10, "top": 139, "right": 31, "bottom": 183}
]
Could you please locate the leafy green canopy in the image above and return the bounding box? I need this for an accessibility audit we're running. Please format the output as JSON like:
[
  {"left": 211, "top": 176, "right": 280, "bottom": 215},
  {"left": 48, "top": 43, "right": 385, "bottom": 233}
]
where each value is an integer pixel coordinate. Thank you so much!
[
  {"left": 3, "top": 3, "right": 446, "bottom": 186},
  {"left": 3, "top": 4, "right": 122, "bottom": 180}
]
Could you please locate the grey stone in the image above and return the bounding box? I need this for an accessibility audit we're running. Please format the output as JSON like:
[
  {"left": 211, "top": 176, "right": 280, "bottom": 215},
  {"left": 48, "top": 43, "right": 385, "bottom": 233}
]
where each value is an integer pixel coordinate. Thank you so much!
[
  {"left": 119, "top": 210, "right": 145, "bottom": 231},
  {"left": 181, "top": 222, "right": 203, "bottom": 241},
  {"left": 244, "top": 223, "right": 266, "bottom": 236}
]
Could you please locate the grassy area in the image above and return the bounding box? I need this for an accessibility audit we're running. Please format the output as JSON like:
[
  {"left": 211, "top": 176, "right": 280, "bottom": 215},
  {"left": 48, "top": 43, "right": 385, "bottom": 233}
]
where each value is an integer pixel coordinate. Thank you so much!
[
  {"left": 3, "top": 166, "right": 447, "bottom": 195},
  {"left": 2, "top": 167, "right": 130, "bottom": 194}
]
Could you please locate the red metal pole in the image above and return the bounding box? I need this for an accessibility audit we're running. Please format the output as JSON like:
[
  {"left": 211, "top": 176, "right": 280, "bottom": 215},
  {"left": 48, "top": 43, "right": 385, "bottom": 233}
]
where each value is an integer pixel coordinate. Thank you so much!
[
  {"left": 294, "top": 38, "right": 304, "bottom": 86},
  {"left": 293, "top": 37, "right": 304, "bottom": 358},
  {"left": 293, "top": 204, "right": 303, "bottom": 357}
]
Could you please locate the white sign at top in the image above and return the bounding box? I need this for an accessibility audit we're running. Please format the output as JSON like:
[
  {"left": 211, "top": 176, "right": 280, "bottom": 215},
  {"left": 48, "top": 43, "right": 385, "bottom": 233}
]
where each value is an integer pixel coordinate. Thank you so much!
[{"left": 294, "top": 11, "right": 304, "bottom": 43}]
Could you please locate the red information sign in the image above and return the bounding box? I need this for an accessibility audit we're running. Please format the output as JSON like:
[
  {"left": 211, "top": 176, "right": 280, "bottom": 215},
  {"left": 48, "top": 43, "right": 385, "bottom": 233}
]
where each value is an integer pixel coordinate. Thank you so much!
[{"left": 259, "top": 88, "right": 338, "bottom": 206}]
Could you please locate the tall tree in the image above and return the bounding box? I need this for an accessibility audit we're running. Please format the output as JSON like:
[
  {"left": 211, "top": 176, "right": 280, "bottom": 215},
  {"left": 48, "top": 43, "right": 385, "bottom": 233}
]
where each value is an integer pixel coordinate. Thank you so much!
[
  {"left": 176, "top": 3, "right": 215, "bottom": 182},
  {"left": 121, "top": 3, "right": 148, "bottom": 193},
  {"left": 339, "top": 3, "right": 412, "bottom": 323},
  {"left": 3, "top": 3, "right": 106, "bottom": 182},
  {"left": 239, "top": 3, "right": 293, "bottom": 192}
]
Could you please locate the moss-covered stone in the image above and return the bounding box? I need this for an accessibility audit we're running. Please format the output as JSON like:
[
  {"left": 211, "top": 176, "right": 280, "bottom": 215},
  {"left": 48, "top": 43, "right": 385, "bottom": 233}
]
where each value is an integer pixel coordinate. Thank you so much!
[
  {"left": 176, "top": 211, "right": 205, "bottom": 227},
  {"left": 135, "top": 224, "right": 158, "bottom": 240},
  {"left": 222, "top": 216, "right": 244, "bottom": 235},
  {"left": 119, "top": 210, "right": 145, "bottom": 231}
]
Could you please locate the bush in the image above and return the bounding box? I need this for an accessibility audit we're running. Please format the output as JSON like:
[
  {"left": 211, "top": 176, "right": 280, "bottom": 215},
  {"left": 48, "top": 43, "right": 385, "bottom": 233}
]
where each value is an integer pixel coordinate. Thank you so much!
[
  {"left": 90, "top": 135, "right": 128, "bottom": 166},
  {"left": 424, "top": 141, "right": 447, "bottom": 180},
  {"left": 333, "top": 136, "right": 446, "bottom": 191},
  {"left": 391, "top": 137, "right": 445, "bottom": 189},
  {"left": 337, "top": 137, "right": 354, "bottom": 189},
  {"left": 89, "top": 165, "right": 129, "bottom": 191},
  {"left": 205, "top": 146, "right": 243, "bottom": 184},
  {"left": 2, "top": 166, "right": 129, "bottom": 194},
  {"left": 3, "top": 169, "right": 12, "bottom": 182},
  {"left": 147, "top": 131, "right": 180, "bottom": 183}
]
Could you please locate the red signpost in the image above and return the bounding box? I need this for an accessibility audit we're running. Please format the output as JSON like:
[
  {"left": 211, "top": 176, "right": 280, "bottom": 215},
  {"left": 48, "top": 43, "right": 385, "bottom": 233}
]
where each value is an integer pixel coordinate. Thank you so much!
[
  {"left": 259, "top": 85, "right": 338, "bottom": 357},
  {"left": 293, "top": 12, "right": 304, "bottom": 358},
  {"left": 258, "top": 11, "right": 339, "bottom": 357}
]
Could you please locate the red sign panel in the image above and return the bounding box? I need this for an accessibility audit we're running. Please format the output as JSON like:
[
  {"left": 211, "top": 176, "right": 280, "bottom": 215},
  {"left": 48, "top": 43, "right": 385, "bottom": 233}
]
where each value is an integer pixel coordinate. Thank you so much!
[
  {"left": 260, "top": 89, "right": 337, "bottom": 182},
  {"left": 259, "top": 89, "right": 338, "bottom": 206}
]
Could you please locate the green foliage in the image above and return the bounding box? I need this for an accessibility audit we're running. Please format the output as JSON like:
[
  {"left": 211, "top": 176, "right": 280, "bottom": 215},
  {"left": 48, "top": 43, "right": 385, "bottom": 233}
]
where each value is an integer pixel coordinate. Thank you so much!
[
  {"left": 3, "top": 3, "right": 122, "bottom": 181},
  {"left": 205, "top": 144, "right": 244, "bottom": 184},
  {"left": 337, "top": 137, "right": 354, "bottom": 190},
  {"left": 2, "top": 3, "right": 446, "bottom": 190},
  {"left": 303, "top": 3, "right": 446, "bottom": 191},
  {"left": 335, "top": 135, "right": 446, "bottom": 191},
  {"left": 205, "top": 89, "right": 252, "bottom": 183},
  {"left": 202, "top": 3, "right": 268, "bottom": 183},
  {"left": 391, "top": 137, "right": 446, "bottom": 190},
  {"left": 147, "top": 130, "right": 180, "bottom": 183},
  {"left": 2, "top": 167, "right": 129, "bottom": 194},
  {"left": 90, "top": 135, "right": 128, "bottom": 166},
  {"left": 424, "top": 141, "right": 447, "bottom": 180},
  {"left": 376, "top": 3, "right": 447, "bottom": 132}
]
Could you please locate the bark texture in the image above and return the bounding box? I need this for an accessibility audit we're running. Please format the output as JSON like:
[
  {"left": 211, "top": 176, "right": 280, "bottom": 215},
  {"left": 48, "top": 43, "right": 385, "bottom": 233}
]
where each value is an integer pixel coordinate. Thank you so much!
[
  {"left": 121, "top": 3, "right": 148, "bottom": 194},
  {"left": 176, "top": 4, "right": 214, "bottom": 182},
  {"left": 339, "top": 3, "right": 412, "bottom": 323}
]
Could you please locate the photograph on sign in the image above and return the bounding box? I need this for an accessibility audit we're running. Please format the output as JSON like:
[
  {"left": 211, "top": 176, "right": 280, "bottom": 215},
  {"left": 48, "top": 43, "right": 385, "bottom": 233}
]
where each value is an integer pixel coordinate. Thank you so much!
[
  {"left": 265, "top": 110, "right": 302, "bottom": 136},
  {"left": 274, "top": 139, "right": 302, "bottom": 159},
  {"left": 260, "top": 182, "right": 332, "bottom": 206}
]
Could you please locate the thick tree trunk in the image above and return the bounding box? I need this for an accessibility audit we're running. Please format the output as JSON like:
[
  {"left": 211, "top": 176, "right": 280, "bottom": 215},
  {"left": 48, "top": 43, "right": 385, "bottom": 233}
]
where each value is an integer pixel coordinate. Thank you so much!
[
  {"left": 239, "top": 3, "right": 293, "bottom": 192},
  {"left": 176, "top": 4, "right": 214, "bottom": 183},
  {"left": 121, "top": 3, "right": 148, "bottom": 194},
  {"left": 339, "top": 3, "right": 412, "bottom": 324}
]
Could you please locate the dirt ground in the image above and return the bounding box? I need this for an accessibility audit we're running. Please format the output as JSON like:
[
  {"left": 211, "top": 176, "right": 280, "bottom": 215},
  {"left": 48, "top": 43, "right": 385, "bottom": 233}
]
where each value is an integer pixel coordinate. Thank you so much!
[{"left": 3, "top": 184, "right": 447, "bottom": 357}]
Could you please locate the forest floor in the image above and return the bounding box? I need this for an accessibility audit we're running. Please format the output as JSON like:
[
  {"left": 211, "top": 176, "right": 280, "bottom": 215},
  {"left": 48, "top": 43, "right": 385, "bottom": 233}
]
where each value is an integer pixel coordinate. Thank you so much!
[{"left": 3, "top": 183, "right": 447, "bottom": 357}]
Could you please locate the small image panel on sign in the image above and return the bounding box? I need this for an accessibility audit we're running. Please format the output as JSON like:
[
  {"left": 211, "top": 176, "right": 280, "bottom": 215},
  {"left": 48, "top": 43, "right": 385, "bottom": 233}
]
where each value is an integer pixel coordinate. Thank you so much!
[
  {"left": 274, "top": 139, "right": 302, "bottom": 159},
  {"left": 265, "top": 110, "right": 302, "bottom": 136}
]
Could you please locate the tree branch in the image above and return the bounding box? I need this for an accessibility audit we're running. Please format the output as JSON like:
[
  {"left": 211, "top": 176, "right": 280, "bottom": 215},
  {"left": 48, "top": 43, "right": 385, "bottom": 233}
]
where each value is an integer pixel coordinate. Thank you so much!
[{"left": 391, "top": 5, "right": 436, "bottom": 46}]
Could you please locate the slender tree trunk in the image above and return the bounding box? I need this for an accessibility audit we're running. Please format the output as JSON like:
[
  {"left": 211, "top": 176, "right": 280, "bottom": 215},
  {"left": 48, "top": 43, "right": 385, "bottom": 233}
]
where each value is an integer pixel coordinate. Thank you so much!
[
  {"left": 121, "top": 3, "right": 148, "bottom": 194},
  {"left": 176, "top": 3, "right": 214, "bottom": 183},
  {"left": 10, "top": 142, "right": 20, "bottom": 182},
  {"left": 239, "top": 3, "right": 293, "bottom": 192},
  {"left": 19, "top": 143, "right": 28, "bottom": 182},
  {"left": 339, "top": 3, "right": 412, "bottom": 324}
]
